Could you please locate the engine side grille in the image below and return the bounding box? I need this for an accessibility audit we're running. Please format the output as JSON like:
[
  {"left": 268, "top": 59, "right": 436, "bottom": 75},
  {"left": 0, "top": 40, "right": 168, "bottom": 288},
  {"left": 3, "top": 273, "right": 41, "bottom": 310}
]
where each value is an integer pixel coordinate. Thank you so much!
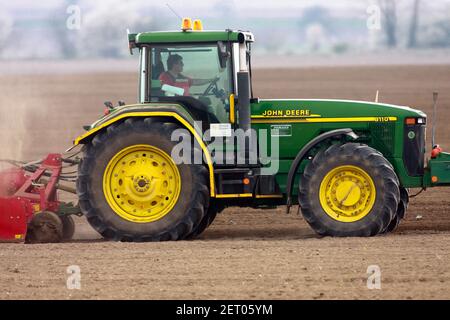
[{"left": 369, "top": 122, "right": 396, "bottom": 157}]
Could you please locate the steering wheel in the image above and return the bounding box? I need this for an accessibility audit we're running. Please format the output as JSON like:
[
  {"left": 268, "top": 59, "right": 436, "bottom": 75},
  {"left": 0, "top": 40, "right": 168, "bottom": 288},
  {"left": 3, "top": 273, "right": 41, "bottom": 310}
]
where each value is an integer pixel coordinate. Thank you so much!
[{"left": 201, "top": 76, "right": 221, "bottom": 97}]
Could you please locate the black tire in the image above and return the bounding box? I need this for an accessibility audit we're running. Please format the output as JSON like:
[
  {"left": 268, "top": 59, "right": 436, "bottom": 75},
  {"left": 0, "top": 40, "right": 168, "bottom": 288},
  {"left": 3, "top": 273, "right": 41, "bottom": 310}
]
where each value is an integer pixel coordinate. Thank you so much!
[
  {"left": 187, "top": 201, "right": 225, "bottom": 239},
  {"left": 384, "top": 214, "right": 400, "bottom": 234},
  {"left": 77, "top": 118, "right": 209, "bottom": 242},
  {"left": 383, "top": 187, "right": 409, "bottom": 233},
  {"left": 60, "top": 215, "right": 75, "bottom": 241},
  {"left": 25, "top": 211, "right": 63, "bottom": 243},
  {"left": 299, "top": 143, "right": 400, "bottom": 237},
  {"left": 397, "top": 187, "right": 409, "bottom": 220}
]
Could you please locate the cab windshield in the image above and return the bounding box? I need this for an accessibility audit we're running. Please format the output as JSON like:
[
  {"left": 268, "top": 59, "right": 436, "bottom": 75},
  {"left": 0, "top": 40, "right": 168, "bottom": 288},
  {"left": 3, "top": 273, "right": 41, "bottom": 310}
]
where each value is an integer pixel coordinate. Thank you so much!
[{"left": 148, "top": 44, "right": 233, "bottom": 124}]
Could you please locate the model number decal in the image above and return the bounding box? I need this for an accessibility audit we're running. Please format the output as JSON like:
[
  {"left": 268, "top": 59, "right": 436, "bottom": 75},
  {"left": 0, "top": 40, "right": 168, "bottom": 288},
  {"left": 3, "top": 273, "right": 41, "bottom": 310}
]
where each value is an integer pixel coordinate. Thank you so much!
[{"left": 375, "top": 117, "right": 391, "bottom": 122}]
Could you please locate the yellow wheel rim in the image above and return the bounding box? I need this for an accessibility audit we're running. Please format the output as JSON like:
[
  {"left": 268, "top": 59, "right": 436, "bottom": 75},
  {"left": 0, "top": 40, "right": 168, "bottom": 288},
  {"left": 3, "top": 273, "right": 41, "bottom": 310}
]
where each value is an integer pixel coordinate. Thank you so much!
[
  {"left": 319, "top": 165, "right": 376, "bottom": 223},
  {"left": 103, "top": 144, "right": 181, "bottom": 223}
]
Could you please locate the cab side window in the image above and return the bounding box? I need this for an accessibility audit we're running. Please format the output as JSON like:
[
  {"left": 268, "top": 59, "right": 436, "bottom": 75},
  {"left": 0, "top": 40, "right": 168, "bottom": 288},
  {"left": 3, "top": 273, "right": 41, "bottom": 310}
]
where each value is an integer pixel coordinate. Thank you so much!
[{"left": 149, "top": 45, "right": 233, "bottom": 124}]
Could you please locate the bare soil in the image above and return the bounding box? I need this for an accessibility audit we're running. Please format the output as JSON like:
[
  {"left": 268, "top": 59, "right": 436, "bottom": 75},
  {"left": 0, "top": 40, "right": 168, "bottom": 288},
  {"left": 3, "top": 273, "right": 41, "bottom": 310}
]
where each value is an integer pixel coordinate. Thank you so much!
[{"left": 0, "top": 65, "right": 449, "bottom": 300}]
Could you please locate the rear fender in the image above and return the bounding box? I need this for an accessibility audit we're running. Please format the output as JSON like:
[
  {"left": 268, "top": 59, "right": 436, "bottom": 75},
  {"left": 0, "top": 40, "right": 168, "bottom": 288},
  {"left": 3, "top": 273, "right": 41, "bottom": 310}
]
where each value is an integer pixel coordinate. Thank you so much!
[{"left": 73, "top": 110, "right": 216, "bottom": 197}]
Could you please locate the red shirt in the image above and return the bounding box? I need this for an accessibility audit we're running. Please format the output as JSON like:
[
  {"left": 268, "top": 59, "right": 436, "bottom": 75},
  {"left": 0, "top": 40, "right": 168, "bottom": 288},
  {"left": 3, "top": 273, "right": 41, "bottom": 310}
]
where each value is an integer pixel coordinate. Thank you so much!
[{"left": 159, "top": 72, "right": 193, "bottom": 96}]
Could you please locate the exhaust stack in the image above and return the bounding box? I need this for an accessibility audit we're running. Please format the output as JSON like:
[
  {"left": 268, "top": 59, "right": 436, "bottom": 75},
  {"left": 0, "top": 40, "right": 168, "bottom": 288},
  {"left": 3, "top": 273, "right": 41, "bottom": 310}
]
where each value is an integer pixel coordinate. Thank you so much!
[
  {"left": 237, "top": 71, "right": 251, "bottom": 132},
  {"left": 432, "top": 92, "right": 438, "bottom": 148}
]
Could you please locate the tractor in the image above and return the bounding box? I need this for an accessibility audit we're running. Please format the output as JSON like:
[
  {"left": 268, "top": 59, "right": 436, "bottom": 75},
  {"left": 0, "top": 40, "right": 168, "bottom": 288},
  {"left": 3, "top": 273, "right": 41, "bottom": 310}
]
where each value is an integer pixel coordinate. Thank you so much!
[{"left": 1, "top": 18, "right": 449, "bottom": 242}]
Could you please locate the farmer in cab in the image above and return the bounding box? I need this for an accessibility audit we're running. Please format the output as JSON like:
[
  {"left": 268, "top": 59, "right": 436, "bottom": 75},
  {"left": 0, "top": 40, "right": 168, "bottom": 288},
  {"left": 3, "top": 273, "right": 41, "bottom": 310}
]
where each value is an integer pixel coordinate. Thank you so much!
[{"left": 159, "top": 54, "right": 217, "bottom": 96}]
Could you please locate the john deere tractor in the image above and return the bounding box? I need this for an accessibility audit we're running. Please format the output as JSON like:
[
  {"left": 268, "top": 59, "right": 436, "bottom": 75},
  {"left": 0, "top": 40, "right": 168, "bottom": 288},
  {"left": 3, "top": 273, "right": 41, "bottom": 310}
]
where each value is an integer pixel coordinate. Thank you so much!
[{"left": 73, "top": 19, "right": 450, "bottom": 241}]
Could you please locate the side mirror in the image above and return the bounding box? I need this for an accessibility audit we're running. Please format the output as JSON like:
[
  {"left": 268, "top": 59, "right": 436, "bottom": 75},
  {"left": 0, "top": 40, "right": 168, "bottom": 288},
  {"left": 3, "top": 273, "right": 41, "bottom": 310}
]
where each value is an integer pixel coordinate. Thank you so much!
[
  {"left": 127, "top": 29, "right": 137, "bottom": 55},
  {"left": 217, "top": 41, "right": 230, "bottom": 69}
]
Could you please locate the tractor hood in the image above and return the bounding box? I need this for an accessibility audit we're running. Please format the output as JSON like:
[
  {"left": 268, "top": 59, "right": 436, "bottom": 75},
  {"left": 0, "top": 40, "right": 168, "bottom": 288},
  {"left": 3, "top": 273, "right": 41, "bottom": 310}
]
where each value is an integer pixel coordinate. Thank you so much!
[{"left": 251, "top": 99, "right": 426, "bottom": 122}]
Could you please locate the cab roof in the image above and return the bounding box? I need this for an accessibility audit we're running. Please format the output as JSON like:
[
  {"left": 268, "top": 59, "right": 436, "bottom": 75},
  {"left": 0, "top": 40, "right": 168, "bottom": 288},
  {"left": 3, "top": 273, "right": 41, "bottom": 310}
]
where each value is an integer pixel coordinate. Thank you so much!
[{"left": 130, "top": 30, "right": 254, "bottom": 45}]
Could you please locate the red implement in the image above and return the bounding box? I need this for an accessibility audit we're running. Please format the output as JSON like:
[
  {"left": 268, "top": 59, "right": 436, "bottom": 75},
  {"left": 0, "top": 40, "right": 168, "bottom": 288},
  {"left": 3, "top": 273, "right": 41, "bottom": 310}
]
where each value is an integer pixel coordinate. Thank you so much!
[{"left": 0, "top": 154, "right": 62, "bottom": 242}]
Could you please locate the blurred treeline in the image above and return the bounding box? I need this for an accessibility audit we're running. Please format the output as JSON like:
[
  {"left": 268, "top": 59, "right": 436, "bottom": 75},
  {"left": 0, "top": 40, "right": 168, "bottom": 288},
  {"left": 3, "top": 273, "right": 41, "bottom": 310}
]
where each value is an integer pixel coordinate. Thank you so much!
[{"left": 0, "top": 0, "right": 449, "bottom": 59}]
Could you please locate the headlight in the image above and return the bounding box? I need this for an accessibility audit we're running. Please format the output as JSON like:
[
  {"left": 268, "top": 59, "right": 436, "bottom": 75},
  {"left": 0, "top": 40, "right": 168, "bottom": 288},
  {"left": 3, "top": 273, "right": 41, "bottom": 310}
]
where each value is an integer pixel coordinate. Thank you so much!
[{"left": 405, "top": 117, "right": 427, "bottom": 125}]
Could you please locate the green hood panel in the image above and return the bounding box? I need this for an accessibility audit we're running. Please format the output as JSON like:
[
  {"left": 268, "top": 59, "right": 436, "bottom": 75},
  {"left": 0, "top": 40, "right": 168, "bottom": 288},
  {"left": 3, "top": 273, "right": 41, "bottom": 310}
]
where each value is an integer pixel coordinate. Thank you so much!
[
  {"left": 251, "top": 99, "right": 426, "bottom": 120},
  {"left": 250, "top": 98, "right": 427, "bottom": 188}
]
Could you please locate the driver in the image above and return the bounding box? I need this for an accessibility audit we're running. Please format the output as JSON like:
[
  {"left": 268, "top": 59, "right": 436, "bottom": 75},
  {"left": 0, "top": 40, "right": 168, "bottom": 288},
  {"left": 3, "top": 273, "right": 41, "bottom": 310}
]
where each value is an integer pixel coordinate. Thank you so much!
[{"left": 159, "top": 54, "right": 217, "bottom": 96}]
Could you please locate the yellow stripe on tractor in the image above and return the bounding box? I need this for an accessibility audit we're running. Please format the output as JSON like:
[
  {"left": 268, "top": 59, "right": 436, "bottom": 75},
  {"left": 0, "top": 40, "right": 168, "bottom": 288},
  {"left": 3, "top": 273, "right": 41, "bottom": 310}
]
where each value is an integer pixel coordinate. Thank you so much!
[
  {"left": 73, "top": 111, "right": 216, "bottom": 197},
  {"left": 251, "top": 116, "right": 398, "bottom": 124},
  {"left": 215, "top": 193, "right": 253, "bottom": 198}
]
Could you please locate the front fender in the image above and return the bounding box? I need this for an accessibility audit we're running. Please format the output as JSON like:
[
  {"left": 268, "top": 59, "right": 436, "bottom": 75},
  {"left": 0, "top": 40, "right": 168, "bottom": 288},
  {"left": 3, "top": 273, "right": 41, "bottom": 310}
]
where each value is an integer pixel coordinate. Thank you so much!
[{"left": 285, "top": 128, "right": 358, "bottom": 212}]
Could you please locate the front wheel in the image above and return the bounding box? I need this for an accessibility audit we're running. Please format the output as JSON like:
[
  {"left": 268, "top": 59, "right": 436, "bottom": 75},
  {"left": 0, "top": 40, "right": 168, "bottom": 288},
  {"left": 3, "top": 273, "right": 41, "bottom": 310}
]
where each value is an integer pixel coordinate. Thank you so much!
[
  {"left": 383, "top": 187, "right": 409, "bottom": 233},
  {"left": 299, "top": 143, "right": 400, "bottom": 237}
]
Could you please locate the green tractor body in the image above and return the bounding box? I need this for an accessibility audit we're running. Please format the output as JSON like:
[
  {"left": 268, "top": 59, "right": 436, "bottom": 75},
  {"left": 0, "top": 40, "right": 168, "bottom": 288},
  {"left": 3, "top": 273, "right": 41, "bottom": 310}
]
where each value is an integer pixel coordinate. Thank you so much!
[{"left": 73, "top": 24, "right": 450, "bottom": 241}]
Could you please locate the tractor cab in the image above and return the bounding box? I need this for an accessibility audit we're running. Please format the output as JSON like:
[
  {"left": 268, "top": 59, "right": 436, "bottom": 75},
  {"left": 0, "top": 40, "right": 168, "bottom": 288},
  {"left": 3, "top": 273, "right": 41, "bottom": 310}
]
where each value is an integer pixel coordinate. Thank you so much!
[{"left": 129, "top": 20, "right": 254, "bottom": 129}]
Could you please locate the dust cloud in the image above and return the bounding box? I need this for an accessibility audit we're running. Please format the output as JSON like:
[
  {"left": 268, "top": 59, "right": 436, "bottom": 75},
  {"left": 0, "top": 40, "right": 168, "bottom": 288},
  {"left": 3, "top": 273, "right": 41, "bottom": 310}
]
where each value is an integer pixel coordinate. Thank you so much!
[{"left": 0, "top": 85, "right": 27, "bottom": 170}]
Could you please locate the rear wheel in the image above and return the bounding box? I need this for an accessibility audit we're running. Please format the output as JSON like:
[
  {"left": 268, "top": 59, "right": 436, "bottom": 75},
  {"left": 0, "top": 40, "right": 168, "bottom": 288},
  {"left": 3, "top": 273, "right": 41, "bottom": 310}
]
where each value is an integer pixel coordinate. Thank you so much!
[
  {"left": 77, "top": 118, "right": 209, "bottom": 241},
  {"left": 60, "top": 215, "right": 75, "bottom": 241},
  {"left": 299, "top": 143, "right": 400, "bottom": 237},
  {"left": 187, "top": 200, "right": 225, "bottom": 239}
]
